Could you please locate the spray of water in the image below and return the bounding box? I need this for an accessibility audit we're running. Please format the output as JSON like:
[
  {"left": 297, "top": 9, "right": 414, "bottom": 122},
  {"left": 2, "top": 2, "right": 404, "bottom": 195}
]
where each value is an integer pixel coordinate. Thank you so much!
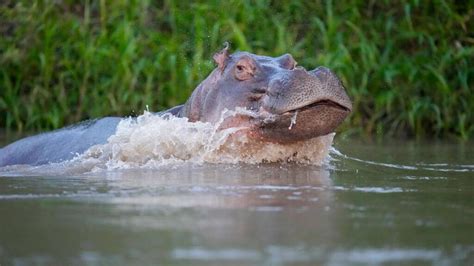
[
  {"left": 288, "top": 110, "right": 298, "bottom": 130},
  {"left": 0, "top": 110, "right": 335, "bottom": 175}
]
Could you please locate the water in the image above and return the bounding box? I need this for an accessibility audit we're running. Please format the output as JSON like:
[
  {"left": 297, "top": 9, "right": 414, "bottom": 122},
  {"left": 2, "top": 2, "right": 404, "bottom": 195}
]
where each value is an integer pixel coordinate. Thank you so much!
[{"left": 0, "top": 125, "right": 473, "bottom": 265}]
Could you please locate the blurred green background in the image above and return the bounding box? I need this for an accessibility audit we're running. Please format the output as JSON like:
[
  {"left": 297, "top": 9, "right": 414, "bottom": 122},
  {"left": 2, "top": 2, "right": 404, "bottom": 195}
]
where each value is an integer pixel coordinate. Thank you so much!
[{"left": 0, "top": 0, "right": 473, "bottom": 139}]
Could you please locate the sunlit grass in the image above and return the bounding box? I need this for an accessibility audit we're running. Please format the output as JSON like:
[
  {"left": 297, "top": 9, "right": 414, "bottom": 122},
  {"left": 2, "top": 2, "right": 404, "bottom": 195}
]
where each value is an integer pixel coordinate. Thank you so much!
[{"left": 0, "top": 0, "right": 473, "bottom": 139}]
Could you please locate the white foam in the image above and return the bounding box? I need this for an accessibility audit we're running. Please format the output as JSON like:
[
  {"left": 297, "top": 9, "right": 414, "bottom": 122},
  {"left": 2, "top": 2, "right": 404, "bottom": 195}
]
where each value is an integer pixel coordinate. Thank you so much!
[
  {"left": 0, "top": 111, "right": 334, "bottom": 175},
  {"left": 65, "top": 111, "right": 334, "bottom": 172}
]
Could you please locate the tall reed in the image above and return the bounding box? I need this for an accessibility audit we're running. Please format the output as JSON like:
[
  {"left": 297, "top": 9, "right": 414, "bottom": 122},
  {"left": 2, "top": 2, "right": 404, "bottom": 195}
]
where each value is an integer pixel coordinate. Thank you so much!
[{"left": 0, "top": 1, "right": 472, "bottom": 139}]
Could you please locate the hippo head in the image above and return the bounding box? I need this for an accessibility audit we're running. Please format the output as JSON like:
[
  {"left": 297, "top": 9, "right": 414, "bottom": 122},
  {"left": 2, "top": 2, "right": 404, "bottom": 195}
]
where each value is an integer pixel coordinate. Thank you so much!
[{"left": 179, "top": 44, "right": 352, "bottom": 143}]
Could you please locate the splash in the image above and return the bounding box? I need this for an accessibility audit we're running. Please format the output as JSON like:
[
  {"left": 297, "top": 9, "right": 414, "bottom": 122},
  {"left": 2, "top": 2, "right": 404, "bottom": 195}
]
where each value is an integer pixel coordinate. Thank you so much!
[
  {"left": 0, "top": 110, "right": 335, "bottom": 174},
  {"left": 67, "top": 110, "right": 334, "bottom": 171}
]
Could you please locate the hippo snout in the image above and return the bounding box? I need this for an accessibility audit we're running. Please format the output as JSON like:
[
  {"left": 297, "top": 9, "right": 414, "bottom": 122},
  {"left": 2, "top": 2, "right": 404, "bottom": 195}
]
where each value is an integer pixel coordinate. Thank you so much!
[
  {"left": 263, "top": 66, "right": 352, "bottom": 115},
  {"left": 308, "top": 67, "right": 352, "bottom": 111}
]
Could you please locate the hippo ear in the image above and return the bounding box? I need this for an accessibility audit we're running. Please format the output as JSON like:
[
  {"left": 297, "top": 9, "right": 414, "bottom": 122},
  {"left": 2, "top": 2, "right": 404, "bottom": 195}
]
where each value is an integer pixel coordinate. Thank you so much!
[{"left": 213, "top": 42, "right": 230, "bottom": 71}]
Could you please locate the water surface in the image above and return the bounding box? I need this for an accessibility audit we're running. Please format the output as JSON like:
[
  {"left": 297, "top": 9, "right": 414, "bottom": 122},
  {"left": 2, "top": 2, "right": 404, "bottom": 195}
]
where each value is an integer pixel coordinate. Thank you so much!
[{"left": 0, "top": 137, "right": 473, "bottom": 265}]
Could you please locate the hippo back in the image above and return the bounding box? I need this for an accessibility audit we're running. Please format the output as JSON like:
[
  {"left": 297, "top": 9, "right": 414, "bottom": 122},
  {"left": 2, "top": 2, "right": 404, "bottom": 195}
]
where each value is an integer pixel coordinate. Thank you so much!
[{"left": 0, "top": 117, "right": 121, "bottom": 166}]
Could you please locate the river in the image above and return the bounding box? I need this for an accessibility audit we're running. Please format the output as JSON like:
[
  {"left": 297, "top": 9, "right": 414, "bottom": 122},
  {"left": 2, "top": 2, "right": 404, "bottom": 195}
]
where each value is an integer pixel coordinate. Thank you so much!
[{"left": 0, "top": 134, "right": 473, "bottom": 265}]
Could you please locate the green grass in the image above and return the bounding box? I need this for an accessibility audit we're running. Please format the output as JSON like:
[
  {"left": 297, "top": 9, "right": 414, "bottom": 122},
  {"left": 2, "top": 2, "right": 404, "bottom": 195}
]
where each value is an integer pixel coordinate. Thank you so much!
[{"left": 0, "top": 0, "right": 473, "bottom": 139}]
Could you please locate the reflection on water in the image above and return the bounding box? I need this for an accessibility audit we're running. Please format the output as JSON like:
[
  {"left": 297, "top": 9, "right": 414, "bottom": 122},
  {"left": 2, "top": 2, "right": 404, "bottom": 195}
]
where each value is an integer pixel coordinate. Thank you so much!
[{"left": 0, "top": 138, "right": 473, "bottom": 265}]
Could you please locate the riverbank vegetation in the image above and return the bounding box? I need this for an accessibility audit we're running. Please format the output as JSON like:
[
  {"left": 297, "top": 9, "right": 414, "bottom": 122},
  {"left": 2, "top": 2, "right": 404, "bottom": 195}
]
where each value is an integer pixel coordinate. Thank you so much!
[{"left": 1, "top": 1, "right": 473, "bottom": 139}]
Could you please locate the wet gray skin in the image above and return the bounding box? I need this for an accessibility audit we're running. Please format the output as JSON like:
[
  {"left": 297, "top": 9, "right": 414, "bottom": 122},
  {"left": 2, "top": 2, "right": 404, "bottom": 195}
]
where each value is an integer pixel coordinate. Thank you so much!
[{"left": 0, "top": 45, "right": 351, "bottom": 166}]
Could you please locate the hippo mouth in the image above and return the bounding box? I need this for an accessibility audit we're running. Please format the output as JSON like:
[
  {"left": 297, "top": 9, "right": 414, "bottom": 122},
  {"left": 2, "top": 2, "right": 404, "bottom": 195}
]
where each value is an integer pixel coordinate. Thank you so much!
[
  {"left": 252, "top": 98, "right": 350, "bottom": 143},
  {"left": 273, "top": 97, "right": 352, "bottom": 129},
  {"left": 283, "top": 99, "right": 352, "bottom": 115}
]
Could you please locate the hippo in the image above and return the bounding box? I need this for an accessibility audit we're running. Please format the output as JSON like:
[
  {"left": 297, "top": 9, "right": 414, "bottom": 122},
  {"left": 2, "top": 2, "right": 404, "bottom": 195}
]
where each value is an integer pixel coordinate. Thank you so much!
[{"left": 0, "top": 44, "right": 352, "bottom": 166}]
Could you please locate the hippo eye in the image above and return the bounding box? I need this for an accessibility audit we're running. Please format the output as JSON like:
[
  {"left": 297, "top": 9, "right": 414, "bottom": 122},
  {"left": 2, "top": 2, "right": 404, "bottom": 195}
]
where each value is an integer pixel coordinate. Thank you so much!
[
  {"left": 234, "top": 55, "right": 257, "bottom": 81},
  {"left": 234, "top": 63, "right": 255, "bottom": 81}
]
